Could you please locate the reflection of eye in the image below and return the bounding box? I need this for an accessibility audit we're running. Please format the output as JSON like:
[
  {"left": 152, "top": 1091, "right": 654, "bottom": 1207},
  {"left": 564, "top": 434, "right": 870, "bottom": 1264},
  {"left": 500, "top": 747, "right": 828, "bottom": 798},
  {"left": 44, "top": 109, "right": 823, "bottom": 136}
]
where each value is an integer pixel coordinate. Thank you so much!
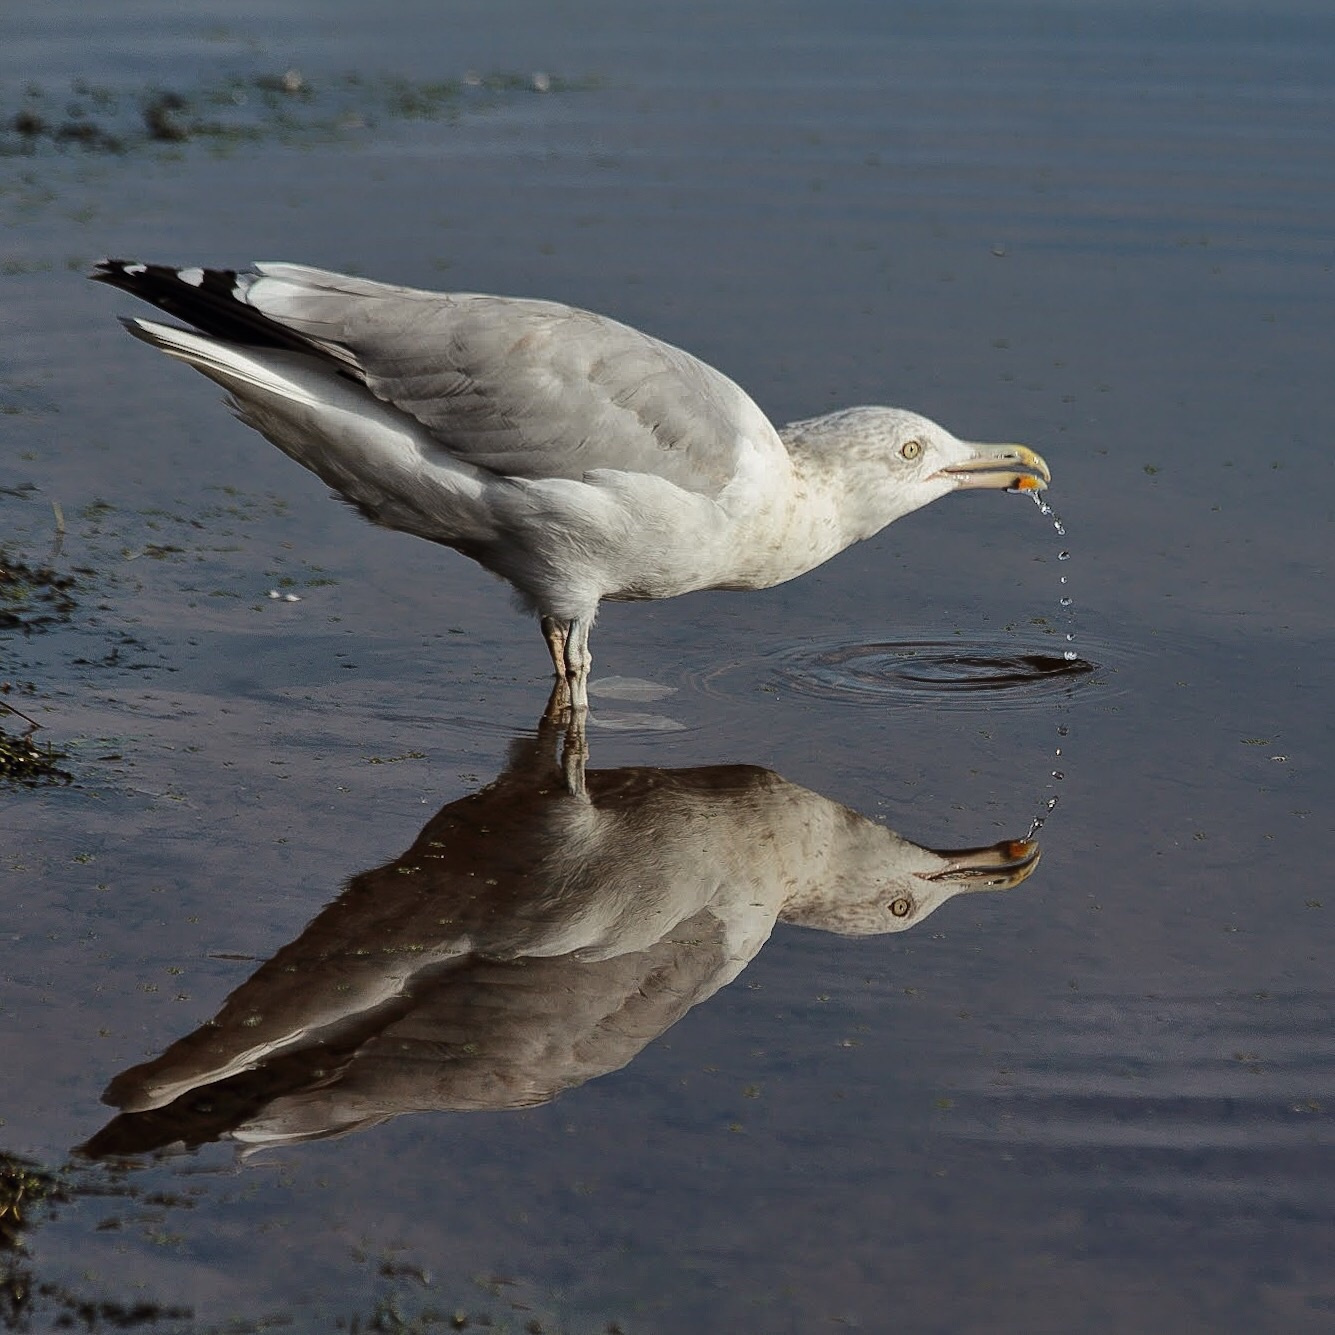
[
  {"left": 889, "top": 896, "right": 913, "bottom": 918},
  {"left": 900, "top": 440, "right": 922, "bottom": 461}
]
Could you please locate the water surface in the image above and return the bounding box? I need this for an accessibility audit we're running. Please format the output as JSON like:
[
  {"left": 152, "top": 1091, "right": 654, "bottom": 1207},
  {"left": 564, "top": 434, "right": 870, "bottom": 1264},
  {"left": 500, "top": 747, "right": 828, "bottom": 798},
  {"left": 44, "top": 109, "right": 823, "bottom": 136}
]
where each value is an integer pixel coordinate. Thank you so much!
[{"left": 3, "top": 2, "right": 1333, "bottom": 1330}]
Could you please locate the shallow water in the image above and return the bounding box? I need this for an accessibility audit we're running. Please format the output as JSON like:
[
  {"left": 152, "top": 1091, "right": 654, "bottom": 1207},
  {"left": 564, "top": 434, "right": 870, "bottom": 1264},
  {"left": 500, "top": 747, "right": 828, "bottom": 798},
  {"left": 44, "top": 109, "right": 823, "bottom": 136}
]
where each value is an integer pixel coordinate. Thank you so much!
[{"left": 4, "top": 2, "right": 1333, "bottom": 1330}]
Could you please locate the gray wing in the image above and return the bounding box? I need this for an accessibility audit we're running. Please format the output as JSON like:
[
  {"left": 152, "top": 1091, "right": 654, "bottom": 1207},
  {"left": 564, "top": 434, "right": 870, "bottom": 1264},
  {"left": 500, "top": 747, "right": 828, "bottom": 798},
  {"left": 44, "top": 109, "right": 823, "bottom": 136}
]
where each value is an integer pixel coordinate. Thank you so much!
[{"left": 239, "top": 263, "right": 780, "bottom": 498}]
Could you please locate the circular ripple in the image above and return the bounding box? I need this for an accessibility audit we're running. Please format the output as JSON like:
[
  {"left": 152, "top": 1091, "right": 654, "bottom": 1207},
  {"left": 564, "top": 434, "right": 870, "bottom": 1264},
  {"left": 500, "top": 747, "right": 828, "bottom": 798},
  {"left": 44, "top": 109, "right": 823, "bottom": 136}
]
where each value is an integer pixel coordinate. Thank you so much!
[{"left": 771, "top": 638, "right": 1098, "bottom": 710}]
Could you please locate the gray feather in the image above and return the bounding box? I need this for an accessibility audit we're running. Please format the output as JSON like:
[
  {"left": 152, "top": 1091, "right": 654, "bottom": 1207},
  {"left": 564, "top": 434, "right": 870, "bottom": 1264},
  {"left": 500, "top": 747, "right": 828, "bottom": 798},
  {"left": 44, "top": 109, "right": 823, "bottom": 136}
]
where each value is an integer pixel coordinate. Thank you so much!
[{"left": 242, "top": 263, "right": 770, "bottom": 496}]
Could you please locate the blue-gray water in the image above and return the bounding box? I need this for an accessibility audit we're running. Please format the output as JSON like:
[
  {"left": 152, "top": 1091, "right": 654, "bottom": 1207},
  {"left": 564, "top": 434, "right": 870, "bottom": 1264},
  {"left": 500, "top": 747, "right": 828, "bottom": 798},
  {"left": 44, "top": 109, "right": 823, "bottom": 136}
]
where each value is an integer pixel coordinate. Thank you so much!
[{"left": 3, "top": 2, "right": 1332, "bottom": 1330}]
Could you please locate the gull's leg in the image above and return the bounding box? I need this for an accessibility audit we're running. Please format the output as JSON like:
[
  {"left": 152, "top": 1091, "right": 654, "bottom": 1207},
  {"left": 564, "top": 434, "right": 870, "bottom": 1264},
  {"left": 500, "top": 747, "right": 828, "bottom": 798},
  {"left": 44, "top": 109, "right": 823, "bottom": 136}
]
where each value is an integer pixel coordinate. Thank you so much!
[
  {"left": 540, "top": 615, "right": 567, "bottom": 676},
  {"left": 564, "top": 616, "right": 592, "bottom": 712},
  {"left": 541, "top": 616, "right": 572, "bottom": 712}
]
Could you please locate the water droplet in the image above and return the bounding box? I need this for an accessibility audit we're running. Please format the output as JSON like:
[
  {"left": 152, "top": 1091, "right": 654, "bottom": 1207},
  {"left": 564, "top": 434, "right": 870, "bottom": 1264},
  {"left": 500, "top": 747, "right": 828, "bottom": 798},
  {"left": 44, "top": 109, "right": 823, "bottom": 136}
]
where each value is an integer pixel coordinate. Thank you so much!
[{"left": 1023, "top": 494, "right": 1076, "bottom": 824}]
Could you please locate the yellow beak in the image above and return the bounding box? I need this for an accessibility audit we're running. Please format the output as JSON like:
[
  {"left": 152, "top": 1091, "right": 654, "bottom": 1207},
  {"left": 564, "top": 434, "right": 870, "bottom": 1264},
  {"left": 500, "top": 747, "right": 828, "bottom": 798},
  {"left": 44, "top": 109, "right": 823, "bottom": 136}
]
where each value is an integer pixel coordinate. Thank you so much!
[{"left": 935, "top": 443, "right": 1051, "bottom": 492}]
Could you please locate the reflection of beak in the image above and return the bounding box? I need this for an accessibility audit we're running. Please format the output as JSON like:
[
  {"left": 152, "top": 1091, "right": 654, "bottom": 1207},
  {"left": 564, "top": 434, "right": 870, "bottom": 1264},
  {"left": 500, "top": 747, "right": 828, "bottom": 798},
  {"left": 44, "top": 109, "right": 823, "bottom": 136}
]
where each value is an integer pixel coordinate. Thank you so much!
[
  {"left": 918, "top": 838, "right": 1041, "bottom": 890},
  {"left": 935, "top": 444, "right": 1051, "bottom": 493}
]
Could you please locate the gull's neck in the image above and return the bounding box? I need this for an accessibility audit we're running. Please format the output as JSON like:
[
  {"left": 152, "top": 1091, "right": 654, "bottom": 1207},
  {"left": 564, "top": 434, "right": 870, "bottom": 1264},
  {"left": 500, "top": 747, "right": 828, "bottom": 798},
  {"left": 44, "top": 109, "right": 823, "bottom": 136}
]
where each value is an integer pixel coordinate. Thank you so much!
[{"left": 773, "top": 412, "right": 920, "bottom": 560}]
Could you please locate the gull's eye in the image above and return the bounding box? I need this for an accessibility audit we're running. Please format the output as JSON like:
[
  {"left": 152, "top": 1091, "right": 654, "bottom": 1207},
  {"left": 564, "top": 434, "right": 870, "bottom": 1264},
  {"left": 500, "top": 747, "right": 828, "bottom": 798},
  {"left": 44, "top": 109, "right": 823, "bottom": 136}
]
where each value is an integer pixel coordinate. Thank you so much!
[
  {"left": 900, "top": 440, "right": 922, "bottom": 461},
  {"left": 889, "top": 896, "right": 913, "bottom": 918}
]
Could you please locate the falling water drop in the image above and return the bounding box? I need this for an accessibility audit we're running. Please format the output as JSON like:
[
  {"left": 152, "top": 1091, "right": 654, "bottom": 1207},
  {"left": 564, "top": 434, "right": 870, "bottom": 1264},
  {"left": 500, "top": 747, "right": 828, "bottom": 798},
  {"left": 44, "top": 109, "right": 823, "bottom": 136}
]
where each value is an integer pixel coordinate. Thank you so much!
[
  {"left": 1024, "top": 487, "right": 1078, "bottom": 836},
  {"left": 1025, "top": 793, "right": 1061, "bottom": 838}
]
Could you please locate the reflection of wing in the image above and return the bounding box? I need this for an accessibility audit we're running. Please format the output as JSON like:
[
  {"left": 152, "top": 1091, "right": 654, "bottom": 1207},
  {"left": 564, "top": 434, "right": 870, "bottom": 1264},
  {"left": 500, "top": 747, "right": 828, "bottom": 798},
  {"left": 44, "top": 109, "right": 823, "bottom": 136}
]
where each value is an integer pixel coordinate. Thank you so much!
[
  {"left": 85, "top": 908, "right": 734, "bottom": 1155},
  {"left": 238, "top": 907, "right": 734, "bottom": 1143}
]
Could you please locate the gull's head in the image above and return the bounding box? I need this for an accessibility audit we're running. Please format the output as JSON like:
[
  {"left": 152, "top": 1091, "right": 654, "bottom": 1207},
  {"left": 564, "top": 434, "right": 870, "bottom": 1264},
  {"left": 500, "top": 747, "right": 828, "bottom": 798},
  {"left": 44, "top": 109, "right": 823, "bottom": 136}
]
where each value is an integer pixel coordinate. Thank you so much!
[{"left": 781, "top": 406, "right": 1050, "bottom": 538}]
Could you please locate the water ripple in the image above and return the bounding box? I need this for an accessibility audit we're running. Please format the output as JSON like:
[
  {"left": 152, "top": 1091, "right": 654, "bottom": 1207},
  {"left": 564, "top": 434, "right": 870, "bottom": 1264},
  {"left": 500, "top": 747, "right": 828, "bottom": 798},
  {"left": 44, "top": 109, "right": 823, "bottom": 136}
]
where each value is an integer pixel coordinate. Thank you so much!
[
  {"left": 947, "top": 991, "right": 1335, "bottom": 1213},
  {"left": 769, "top": 637, "right": 1098, "bottom": 711}
]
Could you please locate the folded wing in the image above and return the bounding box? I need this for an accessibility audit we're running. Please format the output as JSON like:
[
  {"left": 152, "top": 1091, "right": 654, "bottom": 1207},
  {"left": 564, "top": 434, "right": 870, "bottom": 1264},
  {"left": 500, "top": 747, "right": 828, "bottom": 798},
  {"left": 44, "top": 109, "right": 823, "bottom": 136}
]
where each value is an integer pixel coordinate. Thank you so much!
[{"left": 96, "top": 261, "right": 782, "bottom": 499}]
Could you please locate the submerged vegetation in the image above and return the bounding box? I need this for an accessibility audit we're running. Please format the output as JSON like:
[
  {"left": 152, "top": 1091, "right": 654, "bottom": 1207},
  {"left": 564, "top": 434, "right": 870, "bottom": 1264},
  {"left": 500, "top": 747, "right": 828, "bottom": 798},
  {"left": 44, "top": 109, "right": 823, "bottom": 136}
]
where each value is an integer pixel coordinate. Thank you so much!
[
  {"left": 1, "top": 1147, "right": 633, "bottom": 1333},
  {"left": 0, "top": 549, "right": 75, "bottom": 632},
  {"left": 0, "top": 716, "right": 71, "bottom": 787},
  {"left": 0, "top": 1150, "right": 193, "bottom": 1330},
  {"left": 1, "top": 65, "right": 596, "bottom": 161},
  {"left": 1, "top": 549, "right": 74, "bottom": 786}
]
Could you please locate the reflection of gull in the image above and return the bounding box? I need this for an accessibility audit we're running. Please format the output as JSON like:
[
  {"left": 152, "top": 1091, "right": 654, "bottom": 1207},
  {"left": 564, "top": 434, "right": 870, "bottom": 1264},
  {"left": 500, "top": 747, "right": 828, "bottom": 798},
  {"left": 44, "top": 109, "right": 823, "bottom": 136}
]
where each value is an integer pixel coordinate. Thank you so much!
[
  {"left": 83, "top": 711, "right": 1039, "bottom": 1155},
  {"left": 92, "top": 260, "right": 1050, "bottom": 708}
]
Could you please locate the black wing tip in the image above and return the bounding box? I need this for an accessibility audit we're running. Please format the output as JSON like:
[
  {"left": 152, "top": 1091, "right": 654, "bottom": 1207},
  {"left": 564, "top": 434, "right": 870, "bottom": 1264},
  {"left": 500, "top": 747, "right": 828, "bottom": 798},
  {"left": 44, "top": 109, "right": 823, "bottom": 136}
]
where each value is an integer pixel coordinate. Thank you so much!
[
  {"left": 90, "top": 257, "right": 162, "bottom": 286},
  {"left": 89, "top": 257, "right": 141, "bottom": 289},
  {"left": 89, "top": 259, "right": 314, "bottom": 354},
  {"left": 89, "top": 258, "right": 242, "bottom": 296}
]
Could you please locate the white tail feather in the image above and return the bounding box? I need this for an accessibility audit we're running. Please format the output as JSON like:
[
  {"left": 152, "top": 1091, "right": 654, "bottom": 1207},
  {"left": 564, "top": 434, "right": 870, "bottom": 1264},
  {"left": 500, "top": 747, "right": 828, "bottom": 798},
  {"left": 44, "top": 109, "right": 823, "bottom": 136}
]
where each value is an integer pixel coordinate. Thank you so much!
[
  {"left": 122, "top": 318, "right": 493, "bottom": 544},
  {"left": 124, "top": 317, "right": 329, "bottom": 408}
]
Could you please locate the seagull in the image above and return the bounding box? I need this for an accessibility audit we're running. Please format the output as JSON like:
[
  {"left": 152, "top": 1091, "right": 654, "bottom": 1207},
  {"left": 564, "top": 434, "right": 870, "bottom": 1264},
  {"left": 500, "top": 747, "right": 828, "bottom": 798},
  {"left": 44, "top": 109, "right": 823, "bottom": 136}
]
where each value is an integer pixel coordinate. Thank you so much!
[{"left": 92, "top": 260, "right": 1050, "bottom": 708}]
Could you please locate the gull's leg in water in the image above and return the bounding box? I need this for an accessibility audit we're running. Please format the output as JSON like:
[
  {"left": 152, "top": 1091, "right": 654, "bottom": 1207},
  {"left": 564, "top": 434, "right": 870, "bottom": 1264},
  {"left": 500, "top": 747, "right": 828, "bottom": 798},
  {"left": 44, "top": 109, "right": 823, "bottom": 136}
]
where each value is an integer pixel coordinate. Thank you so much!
[
  {"left": 541, "top": 615, "right": 573, "bottom": 711},
  {"left": 563, "top": 616, "right": 592, "bottom": 712},
  {"left": 543, "top": 614, "right": 593, "bottom": 714}
]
